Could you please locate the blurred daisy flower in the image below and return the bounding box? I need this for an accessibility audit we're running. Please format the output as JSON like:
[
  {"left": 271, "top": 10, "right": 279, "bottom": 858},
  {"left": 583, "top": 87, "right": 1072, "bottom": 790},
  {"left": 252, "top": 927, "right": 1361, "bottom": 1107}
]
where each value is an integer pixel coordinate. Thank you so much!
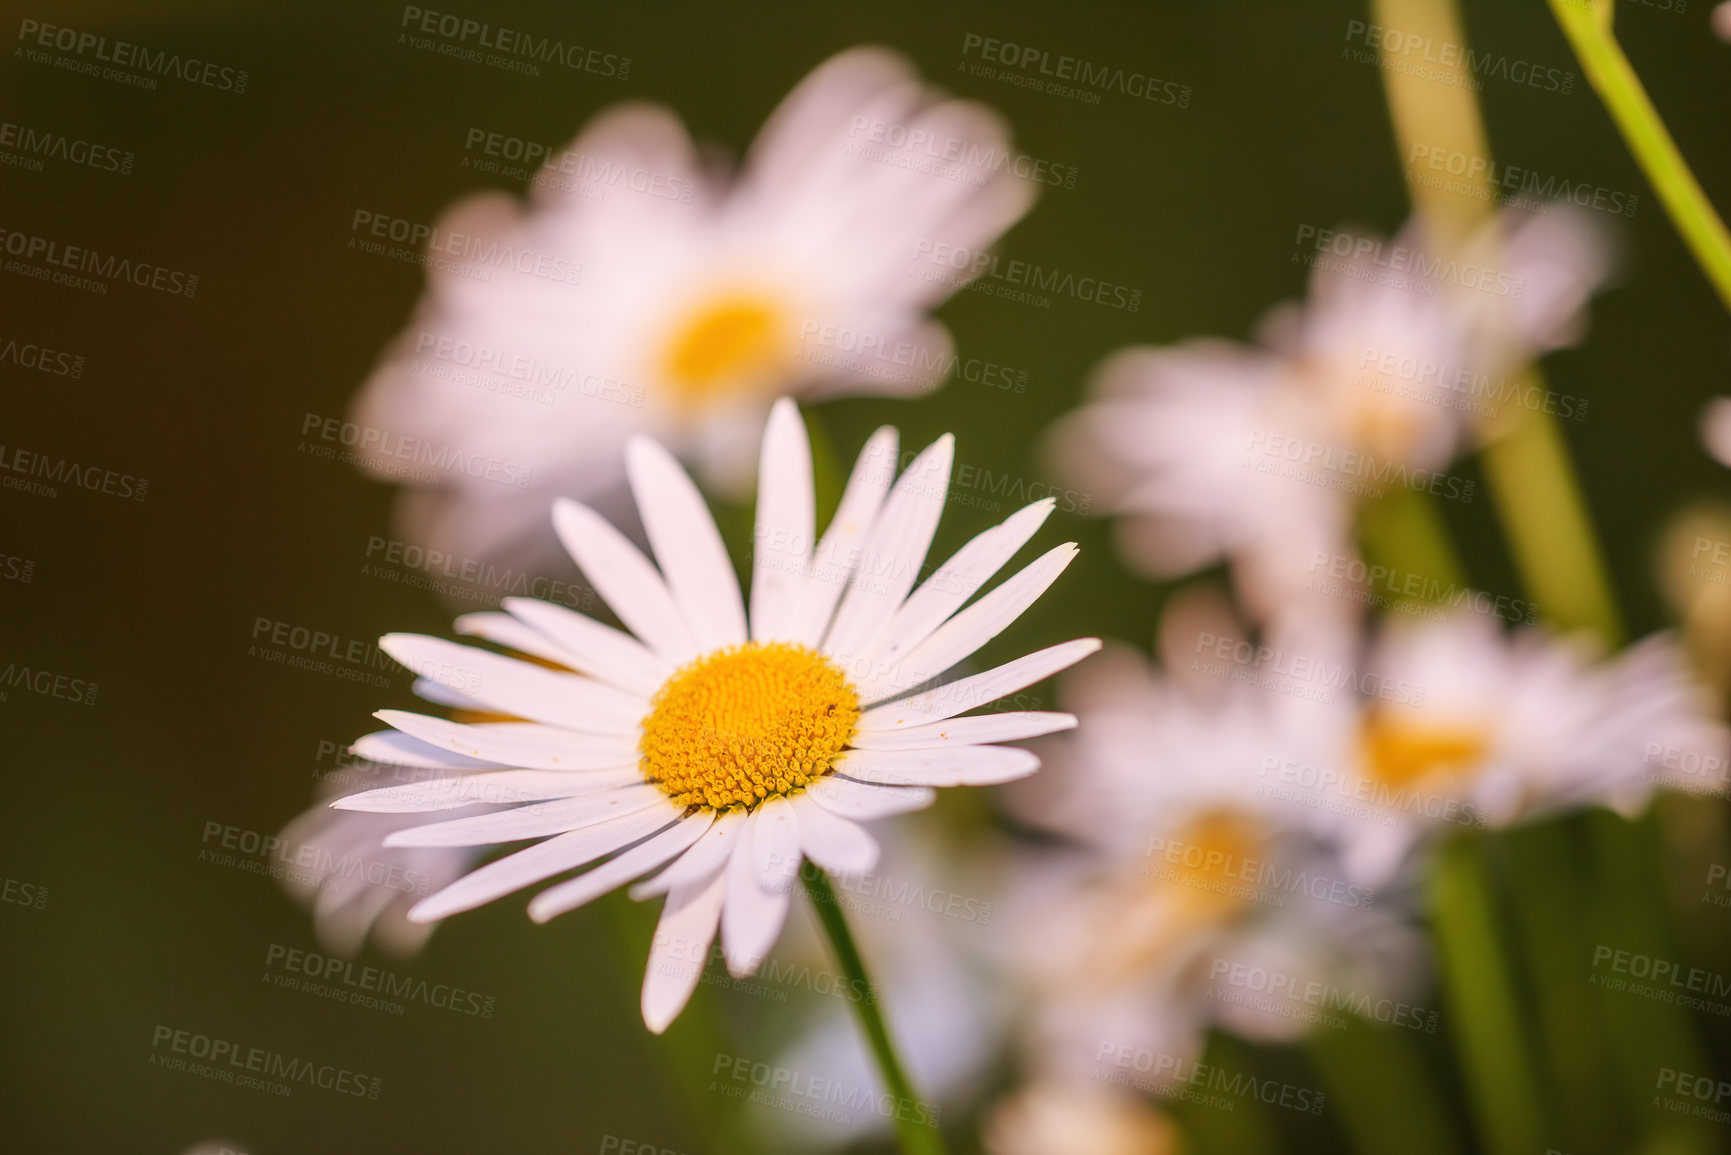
[
  {"left": 331, "top": 400, "right": 1096, "bottom": 1031},
  {"left": 1049, "top": 207, "right": 1610, "bottom": 629},
  {"left": 351, "top": 46, "right": 1037, "bottom": 566},
  {"left": 983, "top": 1079, "right": 1181, "bottom": 1155}
]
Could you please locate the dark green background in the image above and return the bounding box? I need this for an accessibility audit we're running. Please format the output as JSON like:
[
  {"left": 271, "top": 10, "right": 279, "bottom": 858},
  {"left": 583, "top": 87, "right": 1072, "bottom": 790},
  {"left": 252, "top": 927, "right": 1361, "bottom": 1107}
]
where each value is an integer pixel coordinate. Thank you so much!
[{"left": 4, "top": 2, "right": 1730, "bottom": 1152}]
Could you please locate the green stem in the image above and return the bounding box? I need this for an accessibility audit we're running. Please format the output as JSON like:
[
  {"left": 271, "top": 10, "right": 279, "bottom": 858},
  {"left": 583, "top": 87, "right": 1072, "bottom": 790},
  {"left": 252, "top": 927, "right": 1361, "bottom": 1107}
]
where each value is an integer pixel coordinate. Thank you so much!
[
  {"left": 801, "top": 869, "right": 948, "bottom": 1155},
  {"left": 1549, "top": 0, "right": 1731, "bottom": 316}
]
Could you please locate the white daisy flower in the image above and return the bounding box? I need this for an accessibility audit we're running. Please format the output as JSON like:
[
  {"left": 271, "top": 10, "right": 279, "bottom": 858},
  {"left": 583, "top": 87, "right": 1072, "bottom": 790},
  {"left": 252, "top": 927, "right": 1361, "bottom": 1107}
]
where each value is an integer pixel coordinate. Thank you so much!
[
  {"left": 351, "top": 46, "right": 1037, "bottom": 566},
  {"left": 331, "top": 400, "right": 1096, "bottom": 1031},
  {"left": 983, "top": 1079, "right": 1181, "bottom": 1155},
  {"left": 1050, "top": 206, "right": 1610, "bottom": 628}
]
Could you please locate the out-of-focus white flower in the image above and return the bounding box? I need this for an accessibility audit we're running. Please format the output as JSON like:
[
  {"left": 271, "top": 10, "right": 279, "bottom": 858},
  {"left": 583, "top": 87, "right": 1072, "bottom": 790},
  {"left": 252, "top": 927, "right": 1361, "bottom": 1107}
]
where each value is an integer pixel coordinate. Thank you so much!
[
  {"left": 1050, "top": 207, "right": 1610, "bottom": 630},
  {"left": 332, "top": 400, "right": 1094, "bottom": 1032},
  {"left": 352, "top": 46, "right": 1036, "bottom": 566},
  {"left": 1699, "top": 397, "right": 1731, "bottom": 468},
  {"left": 983, "top": 1079, "right": 1181, "bottom": 1155}
]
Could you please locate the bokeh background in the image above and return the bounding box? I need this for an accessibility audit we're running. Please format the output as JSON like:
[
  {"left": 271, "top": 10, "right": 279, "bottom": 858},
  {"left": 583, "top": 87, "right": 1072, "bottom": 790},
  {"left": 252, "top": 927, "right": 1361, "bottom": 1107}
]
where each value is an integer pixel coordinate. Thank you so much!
[{"left": 4, "top": 1, "right": 1731, "bottom": 1152}]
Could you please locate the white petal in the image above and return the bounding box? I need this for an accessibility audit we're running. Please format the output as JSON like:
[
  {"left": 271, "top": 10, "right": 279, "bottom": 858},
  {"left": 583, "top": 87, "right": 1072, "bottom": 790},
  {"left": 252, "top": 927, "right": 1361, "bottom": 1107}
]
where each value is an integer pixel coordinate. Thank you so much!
[
  {"left": 411, "top": 676, "right": 487, "bottom": 711},
  {"left": 626, "top": 436, "right": 748, "bottom": 651},
  {"left": 528, "top": 812, "right": 715, "bottom": 922},
  {"left": 857, "top": 543, "right": 1079, "bottom": 703},
  {"left": 848, "top": 711, "right": 1077, "bottom": 750},
  {"left": 722, "top": 814, "right": 790, "bottom": 976},
  {"left": 858, "top": 638, "right": 1102, "bottom": 731},
  {"left": 383, "top": 784, "right": 666, "bottom": 847},
  {"left": 380, "top": 634, "right": 646, "bottom": 733},
  {"left": 332, "top": 769, "right": 631, "bottom": 813},
  {"left": 409, "top": 804, "right": 680, "bottom": 922},
  {"left": 839, "top": 745, "right": 1041, "bottom": 787},
  {"left": 822, "top": 434, "right": 954, "bottom": 663},
  {"left": 502, "top": 597, "right": 673, "bottom": 699},
  {"left": 789, "top": 794, "right": 879, "bottom": 876},
  {"left": 630, "top": 809, "right": 748, "bottom": 899},
  {"left": 750, "top": 399, "right": 816, "bottom": 643},
  {"left": 375, "top": 711, "right": 639, "bottom": 770},
  {"left": 752, "top": 795, "right": 803, "bottom": 894},
  {"left": 453, "top": 611, "right": 584, "bottom": 672},
  {"left": 873, "top": 498, "right": 1056, "bottom": 666},
  {"left": 641, "top": 869, "right": 727, "bottom": 1034},
  {"left": 791, "top": 427, "right": 898, "bottom": 646},
  {"left": 806, "top": 774, "right": 936, "bottom": 819},
  {"left": 553, "top": 498, "right": 700, "bottom": 665},
  {"left": 350, "top": 730, "right": 502, "bottom": 771}
]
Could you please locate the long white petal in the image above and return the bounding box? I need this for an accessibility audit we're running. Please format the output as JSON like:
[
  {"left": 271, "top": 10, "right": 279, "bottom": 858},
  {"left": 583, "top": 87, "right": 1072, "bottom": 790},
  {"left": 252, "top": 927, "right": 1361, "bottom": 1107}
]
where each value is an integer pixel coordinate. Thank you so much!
[
  {"left": 453, "top": 611, "right": 585, "bottom": 672},
  {"left": 641, "top": 869, "right": 727, "bottom": 1034},
  {"left": 408, "top": 805, "right": 680, "bottom": 922},
  {"left": 750, "top": 399, "right": 816, "bottom": 643},
  {"left": 553, "top": 498, "right": 700, "bottom": 665},
  {"left": 847, "top": 711, "right": 1077, "bottom": 750},
  {"left": 626, "top": 436, "right": 748, "bottom": 651},
  {"left": 502, "top": 597, "right": 673, "bottom": 699},
  {"left": 528, "top": 812, "right": 714, "bottom": 921},
  {"left": 379, "top": 634, "right": 646, "bottom": 732},
  {"left": 751, "top": 795, "right": 802, "bottom": 894},
  {"left": 872, "top": 498, "right": 1055, "bottom": 666},
  {"left": 350, "top": 730, "right": 502, "bottom": 771},
  {"left": 383, "top": 785, "right": 666, "bottom": 847},
  {"left": 375, "top": 710, "right": 639, "bottom": 770},
  {"left": 839, "top": 745, "right": 1041, "bottom": 787},
  {"left": 806, "top": 774, "right": 936, "bottom": 819},
  {"left": 792, "top": 427, "right": 897, "bottom": 646},
  {"left": 789, "top": 794, "right": 879, "bottom": 876},
  {"left": 857, "top": 638, "right": 1102, "bottom": 731},
  {"left": 331, "top": 769, "right": 631, "bottom": 813},
  {"left": 722, "top": 815, "right": 790, "bottom": 976},
  {"left": 630, "top": 809, "right": 748, "bottom": 899},
  {"left": 822, "top": 434, "right": 953, "bottom": 663},
  {"left": 411, "top": 676, "right": 487, "bottom": 711},
  {"left": 856, "top": 543, "right": 1079, "bottom": 703}
]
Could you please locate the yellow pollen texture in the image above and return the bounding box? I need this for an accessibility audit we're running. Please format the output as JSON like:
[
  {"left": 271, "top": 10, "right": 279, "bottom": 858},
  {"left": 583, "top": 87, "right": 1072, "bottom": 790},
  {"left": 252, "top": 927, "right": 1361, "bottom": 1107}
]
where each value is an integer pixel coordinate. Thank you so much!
[
  {"left": 663, "top": 296, "right": 784, "bottom": 400},
  {"left": 640, "top": 642, "right": 860, "bottom": 811}
]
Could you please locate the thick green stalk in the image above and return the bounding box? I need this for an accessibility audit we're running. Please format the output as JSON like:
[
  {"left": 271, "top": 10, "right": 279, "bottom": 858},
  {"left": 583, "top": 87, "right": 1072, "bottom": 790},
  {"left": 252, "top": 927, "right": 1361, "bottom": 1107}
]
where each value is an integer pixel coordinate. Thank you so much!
[{"left": 802, "top": 869, "right": 948, "bottom": 1155}]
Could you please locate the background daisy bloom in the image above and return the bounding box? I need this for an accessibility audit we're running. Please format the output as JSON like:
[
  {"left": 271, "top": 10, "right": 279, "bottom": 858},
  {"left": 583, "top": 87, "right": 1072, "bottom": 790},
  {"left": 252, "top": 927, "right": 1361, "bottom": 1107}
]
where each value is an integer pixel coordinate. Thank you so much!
[
  {"left": 332, "top": 400, "right": 1097, "bottom": 1032},
  {"left": 351, "top": 45, "right": 1038, "bottom": 567},
  {"left": 1048, "top": 207, "right": 1610, "bottom": 632}
]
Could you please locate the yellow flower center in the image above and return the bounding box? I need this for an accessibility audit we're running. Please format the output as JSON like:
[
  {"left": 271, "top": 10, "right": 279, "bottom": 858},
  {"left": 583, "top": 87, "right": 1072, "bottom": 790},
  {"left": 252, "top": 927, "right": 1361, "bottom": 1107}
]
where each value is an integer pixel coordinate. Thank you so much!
[
  {"left": 662, "top": 295, "right": 786, "bottom": 403},
  {"left": 1156, "top": 808, "right": 1267, "bottom": 917},
  {"left": 639, "top": 642, "right": 860, "bottom": 811},
  {"left": 1358, "top": 712, "right": 1490, "bottom": 788}
]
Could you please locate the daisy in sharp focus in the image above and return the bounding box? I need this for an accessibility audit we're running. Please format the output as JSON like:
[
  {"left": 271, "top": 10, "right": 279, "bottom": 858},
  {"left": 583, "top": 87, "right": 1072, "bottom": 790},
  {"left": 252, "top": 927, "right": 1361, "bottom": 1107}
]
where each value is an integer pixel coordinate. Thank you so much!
[
  {"left": 331, "top": 399, "right": 1097, "bottom": 1031},
  {"left": 352, "top": 46, "right": 1037, "bottom": 567}
]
